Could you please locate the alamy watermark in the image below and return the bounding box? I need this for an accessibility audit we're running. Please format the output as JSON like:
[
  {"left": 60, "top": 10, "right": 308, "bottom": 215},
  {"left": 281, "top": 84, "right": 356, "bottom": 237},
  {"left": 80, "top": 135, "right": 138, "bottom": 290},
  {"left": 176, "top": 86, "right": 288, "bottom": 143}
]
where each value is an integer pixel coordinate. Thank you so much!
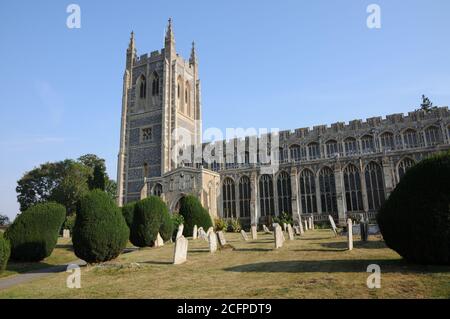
[
  {"left": 366, "top": 264, "right": 381, "bottom": 289},
  {"left": 66, "top": 264, "right": 81, "bottom": 289},
  {"left": 66, "top": 4, "right": 81, "bottom": 29},
  {"left": 367, "top": 4, "right": 381, "bottom": 29}
]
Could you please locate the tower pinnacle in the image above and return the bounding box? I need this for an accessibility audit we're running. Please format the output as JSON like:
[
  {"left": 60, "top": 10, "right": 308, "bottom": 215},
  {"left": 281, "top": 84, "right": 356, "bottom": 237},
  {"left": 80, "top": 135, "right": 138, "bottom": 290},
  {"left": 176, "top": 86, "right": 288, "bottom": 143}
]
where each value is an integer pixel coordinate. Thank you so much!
[{"left": 190, "top": 41, "right": 198, "bottom": 66}]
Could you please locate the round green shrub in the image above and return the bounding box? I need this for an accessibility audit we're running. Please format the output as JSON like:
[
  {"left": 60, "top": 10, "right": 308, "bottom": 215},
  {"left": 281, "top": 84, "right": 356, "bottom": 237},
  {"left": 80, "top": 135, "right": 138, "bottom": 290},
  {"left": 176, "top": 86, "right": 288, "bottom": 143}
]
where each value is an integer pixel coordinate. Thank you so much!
[
  {"left": 377, "top": 151, "right": 450, "bottom": 265},
  {"left": 0, "top": 234, "right": 10, "bottom": 273},
  {"left": 72, "top": 190, "right": 129, "bottom": 263},
  {"left": 121, "top": 201, "right": 136, "bottom": 228},
  {"left": 130, "top": 196, "right": 174, "bottom": 247},
  {"left": 5, "top": 202, "right": 66, "bottom": 262},
  {"left": 179, "top": 195, "right": 213, "bottom": 237}
]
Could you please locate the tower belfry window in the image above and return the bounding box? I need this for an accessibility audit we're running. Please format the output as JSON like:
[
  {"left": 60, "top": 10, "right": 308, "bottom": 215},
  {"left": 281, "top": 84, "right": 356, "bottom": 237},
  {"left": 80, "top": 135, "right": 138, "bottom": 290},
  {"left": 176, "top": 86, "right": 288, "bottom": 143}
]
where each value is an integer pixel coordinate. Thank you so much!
[
  {"left": 152, "top": 73, "right": 159, "bottom": 96},
  {"left": 139, "top": 76, "right": 146, "bottom": 99}
]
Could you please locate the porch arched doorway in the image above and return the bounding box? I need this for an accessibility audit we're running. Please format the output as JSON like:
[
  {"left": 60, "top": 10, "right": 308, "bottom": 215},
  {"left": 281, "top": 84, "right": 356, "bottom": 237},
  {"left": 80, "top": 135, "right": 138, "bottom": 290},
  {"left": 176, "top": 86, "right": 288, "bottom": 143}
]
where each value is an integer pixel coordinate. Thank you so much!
[{"left": 171, "top": 194, "right": 186, "bottom": 213}]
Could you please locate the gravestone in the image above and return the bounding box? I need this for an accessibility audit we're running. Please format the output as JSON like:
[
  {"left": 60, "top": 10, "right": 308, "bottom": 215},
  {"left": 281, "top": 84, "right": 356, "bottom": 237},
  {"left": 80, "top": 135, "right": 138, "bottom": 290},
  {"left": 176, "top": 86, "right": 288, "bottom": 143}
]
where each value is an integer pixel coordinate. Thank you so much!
[
  {"left": 308, "top": 217, "right": 313, "bottom": 230},
  {"left": 360, "top": 222, "right": 368, "bottom": 242},
  {"left": 304, "top": 219, "right": 308, "bottom": 231},
  {"left": 206, "top": 227, "right": 214, "bottom": 236},
  {"left": 347, "top": 219, "right": 353, "bottom": 251},
  {"left": 208, "top": 231, "right": 217, "bottom": 253},
  {"left": 263, "top": 224, "right": 271, "bottom": 234},
  {"left": 299, "top": 219, "right": 304, "bottom": 234},
  {"left": 193, "top": 225, "right": 198, "bottom": 240},
  {"left": 294, "top": 226, "right": 300, "bottom": 235},
  {"left": 241, "top": 230, "right": 249, "bottom": 241},
  {"left": 217, "top": 231, "right": 227, "bottom": 246},
  {"left": 274, "top": 225, "right": 284, "bottom": 249},
  {"left": 287, "top": 224, "right": 294, "bottom": 240},
  {"left": 251, "top": 225, "right": 257, "bottom": 240},
  {"left": 176, "top": 224, "right": 184, "bottom": 240},
  {"left": 63, "top": 229, "right": 70, "bottom": 239},
  {"left": 155, "top": 232, "right": 164, "bottom": 247},
  {"left": 199, "top": 229, "right": 208, "bottom": 241},
  {"left": 328, "top": 215, "right": 338, "bottom": 236},
  {"left": 368, "top": 224, "right": 380, "bottom": 235},
  {"left": 173, "top": 235, "right": 188, "bottom": 265},
  {"left": 283, "top": 223, "right": 287, "bottom": 232}
]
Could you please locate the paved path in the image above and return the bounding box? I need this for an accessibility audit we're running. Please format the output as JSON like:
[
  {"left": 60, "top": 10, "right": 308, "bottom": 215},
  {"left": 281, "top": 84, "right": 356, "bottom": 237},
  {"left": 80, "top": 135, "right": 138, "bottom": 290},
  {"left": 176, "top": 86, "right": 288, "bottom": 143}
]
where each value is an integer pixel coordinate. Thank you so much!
[{"left": 0, "top": 260, "right": 86, "bottom": 291}]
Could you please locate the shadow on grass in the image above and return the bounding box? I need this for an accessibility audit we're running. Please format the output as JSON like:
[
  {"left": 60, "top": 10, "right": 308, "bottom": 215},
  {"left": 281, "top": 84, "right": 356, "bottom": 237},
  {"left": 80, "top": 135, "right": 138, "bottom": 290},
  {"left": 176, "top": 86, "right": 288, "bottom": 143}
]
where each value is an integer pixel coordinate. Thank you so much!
[
  {"left": 224, "top": 259, "right": 447, "bottom": 274},
  {"left": 189, "top": 249, "right": 210, "bottom": 253},
  {"left": 321, "top": 240, "right": 386, "bottom": 250},
  {"left": 5, "top": 261, "right": 67, "bottom": 276},
  {"left": 233, "top": 248, "right": 273, "bottom": 252},
  {"left": 141, "top": 261, "right": 173, "bottom": 265}
]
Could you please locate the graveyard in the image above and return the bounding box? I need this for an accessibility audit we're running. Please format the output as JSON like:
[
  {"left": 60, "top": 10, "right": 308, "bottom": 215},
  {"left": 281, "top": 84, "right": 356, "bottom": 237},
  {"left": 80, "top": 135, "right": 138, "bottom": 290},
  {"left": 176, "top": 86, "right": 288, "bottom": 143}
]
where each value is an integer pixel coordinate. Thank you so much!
[{"left": 0, "top": 227, "right": 449, "bottom": 299}]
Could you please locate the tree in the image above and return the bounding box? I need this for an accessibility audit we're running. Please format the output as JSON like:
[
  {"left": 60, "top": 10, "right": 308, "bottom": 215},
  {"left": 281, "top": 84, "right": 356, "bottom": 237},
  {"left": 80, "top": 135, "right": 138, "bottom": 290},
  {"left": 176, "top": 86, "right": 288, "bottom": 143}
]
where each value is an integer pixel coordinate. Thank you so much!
[
  {"left": 179, "top": 195, "right": 213, "bottom": 237},
  {"left": 419, "top": 95, "right": 437, "bottom": 113},
  {"left": 105, "top": 179, "right": 117, "bottom": 201},
  {"left": 88, "top": 164, "right": 106, "bottom": 191},
  {"left": 77, "top": 154, "right": 106, "bottom": 173},
  {"left": 0, "top": 214, "right": 10, "bottom": 226}
]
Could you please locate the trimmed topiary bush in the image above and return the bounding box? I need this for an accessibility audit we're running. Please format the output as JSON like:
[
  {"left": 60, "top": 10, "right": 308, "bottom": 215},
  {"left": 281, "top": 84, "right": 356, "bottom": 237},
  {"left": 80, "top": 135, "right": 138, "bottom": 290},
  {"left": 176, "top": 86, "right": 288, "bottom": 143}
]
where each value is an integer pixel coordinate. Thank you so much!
[
  {"left": 5, "top": 202, "right": 66, "bottom": 262},
  {"left": 0, "top": 234, "right": 10, "bottom": 273},
  {"left": 62, "top": 214, "right": 76, "bottom": 234},
  {"left": 72, "top": 190, "right": 129, "bottom": 263},
  {"left": 121, "top": 201, "right": 136, "bottom": 229},
  {"left": 179, "top": 195, "right": 213, "bottom": 237},
  {"left": 377, "top": 151, "right": 450, "bottom": 265},
  {"left": 130, "top": 196, "right": 174, "bottom": 247}
]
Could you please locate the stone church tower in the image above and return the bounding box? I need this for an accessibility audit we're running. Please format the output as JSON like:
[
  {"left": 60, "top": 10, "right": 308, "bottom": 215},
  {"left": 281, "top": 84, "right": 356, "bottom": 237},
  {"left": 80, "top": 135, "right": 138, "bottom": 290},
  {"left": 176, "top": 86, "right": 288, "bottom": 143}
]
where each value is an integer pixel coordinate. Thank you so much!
[{"left": 117, "top": 19, "right": 218, "bottom": 216}]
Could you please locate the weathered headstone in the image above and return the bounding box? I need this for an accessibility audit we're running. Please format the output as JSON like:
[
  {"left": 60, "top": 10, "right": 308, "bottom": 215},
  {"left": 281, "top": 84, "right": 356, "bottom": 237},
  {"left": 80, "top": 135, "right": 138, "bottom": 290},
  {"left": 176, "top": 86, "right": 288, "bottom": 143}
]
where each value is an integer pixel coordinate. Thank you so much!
[
  {"left": 360, "top": 222, "right": 368, "bottom": 242},
  {"left": 206, "top": 227, "right": 214, "bottom": 236},
  {"left": 173, "top": 235, "right": 188, "bottom": 265},
  {"left": 304, "top": 219, "right": 308, "bottom": 231},
  {"left": 199, "top": 229, "right": 208, "bottom": 241},
  {"left": 176, "top": 224, "right": 184, "bottom": 240},
  {"left": 294, "top": 226, "right": 300, "bottom": 235},
  {"left": 263, "top": 224, "right": 271, "bottom": 234},
  {"left": 287, "top": 224, "right": 294, "bottom": 240},
  {"left": 274, "top": 225, "right": 284, "bottom": 249},
  {"left": 368, "top": 224, "right": 380, "bottom": 235},
  {"left": 251, "top": 224, "right": 257, "bottom": 240},
  {"left": 208, "top": 231, "right": 217, "bottom": 253},
  {"left": 155, "top": 232, "right": 164, "bottom": 247},
  {"left": 347, "top": 218, "right": 353, "bottom": 251},
  {"left": 240, "top": 230, "right": 249, "bottom": 241},
  {"left": 217, "top": 231, "right": 227, "bottom": 246},
  {"left": 283, "top": 223, "right": 287, "bottom": 232},
  {"left": 308, "top": 217, "right": 313, "bottom": 230},
  {"left": 328, "top": 215, "right": 338, "bottom": 236},
  {"left": 193, "top": 225, "right": 198, "bottom": 240},
  {"left": 63, "top": 229, "right": 70, "bottom": 239},
  {"left": 299, "top": 219, "right": 304, "bottom": 234}
]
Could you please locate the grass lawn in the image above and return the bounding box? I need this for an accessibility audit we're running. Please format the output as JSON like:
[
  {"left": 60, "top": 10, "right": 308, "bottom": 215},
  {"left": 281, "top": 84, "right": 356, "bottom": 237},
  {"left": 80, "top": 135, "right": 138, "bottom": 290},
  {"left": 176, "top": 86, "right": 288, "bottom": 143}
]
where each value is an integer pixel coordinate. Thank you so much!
[
  {"left": 0, "top": 229, "right": 449, "bottom": 298},
  {"left": 0, "top": 237, "right": 77, "bottom": 279}
]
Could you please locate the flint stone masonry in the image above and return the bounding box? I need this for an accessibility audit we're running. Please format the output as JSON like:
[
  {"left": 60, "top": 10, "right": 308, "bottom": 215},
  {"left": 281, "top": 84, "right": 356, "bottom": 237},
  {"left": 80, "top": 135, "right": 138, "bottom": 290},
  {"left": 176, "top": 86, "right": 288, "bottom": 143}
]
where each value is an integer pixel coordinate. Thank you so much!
[{"left": 173, "top": 236, "right": 188, "bottom": 265}]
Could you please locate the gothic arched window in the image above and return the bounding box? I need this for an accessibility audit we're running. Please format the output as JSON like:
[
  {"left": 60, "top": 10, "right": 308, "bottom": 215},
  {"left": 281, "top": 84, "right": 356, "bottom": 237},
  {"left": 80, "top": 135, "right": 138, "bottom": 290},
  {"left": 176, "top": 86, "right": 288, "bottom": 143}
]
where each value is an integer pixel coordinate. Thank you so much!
[
  {"left": 319, "top": 167, "right": 337, "bottom": 215},
  {"left": 153, "top": 183, "right": 163, "bottom": 197},
  {"left": 308, "top": 142, "right": 320, "bottom": 160},
  {"left": 239, "top": 176, "right": 251, "bottom": 218},
  {"left": 139, "top": 75, "right": 146, "bottom": 99},
  {"left": 326, "top": 140, "right": 339, "bottom": 158},
  {"left": 380, "top": 132, "right": 395, "bottom": 151},
  {"left": 361, "top": 135, "right": 375, "bottom": 153},
  {"left": 343, "top": 164, "right": 363, "bottom": 212},
  {"left": 151, "top": 72, "right": 159, "bottom": 96},
  {"left": 277, "top": 171, "right": 292, "bottom": 215},
  {"left": 344, "top": 137, "right": 358, "bottom": 156},
  {"left": 222, "top": 178, "right": 236, "bottom": 218},
  {"left": 403, "top": 129, "right": 419, "bottom": 148},
  {"left": 289, "top": 144, "right": 301, "bottom": 162},
  {"left": 300, "top": 169, "right": 317, "bottom": 214},
  {"left": 364, "top": 162, "right": 385, "bottom": 211},
  {"left": 259, "top": 174, "right": 274, "bottom": 217},
  {"left": 424, "top": 126, "right": 441, "bottom": 146},
  {"left": 398, "top": 158, "right": 415, "bottom": 180}
]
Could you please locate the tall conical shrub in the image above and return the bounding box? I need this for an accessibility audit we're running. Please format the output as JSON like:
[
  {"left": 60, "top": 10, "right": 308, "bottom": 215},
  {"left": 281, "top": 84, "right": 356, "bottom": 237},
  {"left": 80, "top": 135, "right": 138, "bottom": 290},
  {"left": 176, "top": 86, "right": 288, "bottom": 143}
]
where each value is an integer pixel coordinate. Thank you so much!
[
  {"left": 179, "top": 195, "right": 213, "bottom": 237},
  {"left": 130, "top": 196, "right": 173, "bottom": 247},
  {"left": 72, "top": 190, "right": 129, "bottom": 263},
  {"left": 5, "top": 202, "right": 66, "bottom": 262}
]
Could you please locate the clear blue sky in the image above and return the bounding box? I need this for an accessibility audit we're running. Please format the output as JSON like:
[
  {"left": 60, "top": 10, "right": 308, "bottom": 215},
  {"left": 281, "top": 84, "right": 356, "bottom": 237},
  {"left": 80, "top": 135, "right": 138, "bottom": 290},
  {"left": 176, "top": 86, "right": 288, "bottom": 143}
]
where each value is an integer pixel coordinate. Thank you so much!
[{"left": 1, "top": 0, "right": 449, "bottom": 219}]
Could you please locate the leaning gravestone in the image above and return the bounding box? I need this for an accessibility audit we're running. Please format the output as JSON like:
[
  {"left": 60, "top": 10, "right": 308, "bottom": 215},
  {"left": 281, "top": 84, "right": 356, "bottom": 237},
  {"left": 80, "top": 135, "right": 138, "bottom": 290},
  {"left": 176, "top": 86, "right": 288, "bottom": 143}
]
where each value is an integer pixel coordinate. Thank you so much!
[
  {"left": 287, "top": 224, "right": 294, "bottom": 240},
  {"left": 263, "top": 224, "right": 271, "bottom": 234},
  {"left": 274, "top": 225, "right": 284, "bottom": 249},
  {"left": 294, "top": 226, "right": 300, "bottom": 235},
  {"left": 328, "top": 215, "right": 338, "bottom": 236},
  {"left": 217, "top": 231, "right": 227, "bottom": 246},
  {"left": 347, "top": 219, "right": 353, "bottom": 251},
  {"left": 208, "top": 231, "right": 217, "bottom": 253},
  {"left": 304, "top": 219, "right": 308, "bottom": 231},
  {"left": 193, "top": 225, "right": 198, "bottom": 240},
  {"left": 173, "top": 235, "right": 188, "bottom": 265},
  {"left": 240, "top": 230, "right": 249, "bottom": 241},
  {"left": 176, "top": 224, "right": 184, "bottom": 240},
  {"left": 251, "top": 224, "right": 257, "bottom": 240},
  {"left": 63, "top": 229, "right": 70, "bottom": 239}
]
